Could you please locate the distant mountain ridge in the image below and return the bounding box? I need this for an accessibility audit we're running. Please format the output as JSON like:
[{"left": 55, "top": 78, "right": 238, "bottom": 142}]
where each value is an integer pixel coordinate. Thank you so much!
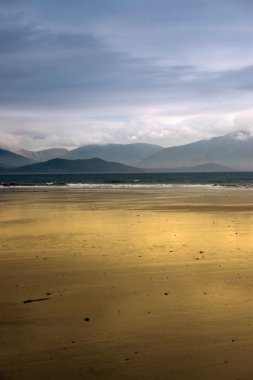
[
  {"left": 138, "top": 131, "right": 253, "bottom": 170},
  {"left": 14, "top": 143, "right": 162, "bottom": 167},
  {"left": 1, "top": 131, "right": 253, "bottom": 172},
  {"left": 66, "top": 143, "right": 162, "bottom": 165},
  {"left": 0, "top": 162, "right": 235, "bottom": 174},
  {"left": 5, "top": 158, "right": 144, "bottom": 174},
  {"left": 0, "top": 148, "right": 35, "bottom": 168}
]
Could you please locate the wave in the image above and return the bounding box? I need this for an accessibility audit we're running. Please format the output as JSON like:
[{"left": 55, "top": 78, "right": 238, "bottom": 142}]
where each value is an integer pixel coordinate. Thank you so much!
[
  {"left": 1, "top": 182, "right": 253, "bottom": 189},
  {"left": 1, "top": 172, "right": 253, "bottom": 189}
]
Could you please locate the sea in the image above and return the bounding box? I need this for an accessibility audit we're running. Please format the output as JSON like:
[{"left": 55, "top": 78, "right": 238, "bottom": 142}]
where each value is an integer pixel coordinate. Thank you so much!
[{"left": 0, "top": 172, "right": 253, "bottom": 188}]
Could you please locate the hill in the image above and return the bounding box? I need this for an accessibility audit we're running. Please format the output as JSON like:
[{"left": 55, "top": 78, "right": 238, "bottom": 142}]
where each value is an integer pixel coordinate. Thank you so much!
[
  {"left": 147, "top": 163, "right": 234, "bottom": 173},
  {"left": 8, "top": 158, "right": 144, "bottom": 174},
  {"left": 138, "top": 131, "right": 253, "bottom": 170},
  {"left": 0, "top": 148, "right": 35, "bottom": 168}
]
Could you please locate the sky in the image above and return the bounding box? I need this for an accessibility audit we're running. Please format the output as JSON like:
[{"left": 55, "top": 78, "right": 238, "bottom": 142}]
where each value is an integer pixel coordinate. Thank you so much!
[{"left": 0, "top": 0, "right": 253, "bottom": 151}]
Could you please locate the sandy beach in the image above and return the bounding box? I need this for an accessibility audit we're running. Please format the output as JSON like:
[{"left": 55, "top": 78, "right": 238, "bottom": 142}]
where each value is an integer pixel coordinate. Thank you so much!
[{"left": 1, "top": 186, "right": 253, "bottom": 380}]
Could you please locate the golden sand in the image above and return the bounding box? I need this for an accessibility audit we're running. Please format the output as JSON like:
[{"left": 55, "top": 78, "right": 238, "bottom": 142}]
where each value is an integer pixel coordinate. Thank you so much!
[{"left": 0, "top": 187, "right": 253, "bottom": 380}]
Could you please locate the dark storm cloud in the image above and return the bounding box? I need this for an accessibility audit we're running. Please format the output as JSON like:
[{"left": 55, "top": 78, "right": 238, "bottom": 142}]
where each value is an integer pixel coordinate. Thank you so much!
[
  {"left": 0, "top": 26, "right": 102, "bottom": 53},
  {"left": 1, "top": 0, "right": 252, "bottom": 107},
  {"left": 0, "top": 23, "right": 107, "bottom": 104}
]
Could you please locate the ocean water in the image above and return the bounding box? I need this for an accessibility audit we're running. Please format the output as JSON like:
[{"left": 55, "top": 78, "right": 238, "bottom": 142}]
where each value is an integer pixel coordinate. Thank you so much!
[{"left": 0, "top": 172, "right": 253, "bottom": 188}]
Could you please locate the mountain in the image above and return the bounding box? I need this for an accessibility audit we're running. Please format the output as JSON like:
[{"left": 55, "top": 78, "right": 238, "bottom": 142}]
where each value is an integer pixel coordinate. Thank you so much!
[
  {"left": 66, "top": 143, "right": 162, "bottom": 165},
  {"left": 138, "top": 131, "right": 253, "bottom": 170},
  {"left": 0, "top": 148, "right": 35, "bottom": 168},
  {"left": 8, "top": 158, "right": 144, "bottom": 174},
  {"left": 19, "top": 148, "right": 69, "bottom": 162},
  {"left": 148, "top": 163, "right": 233, "bottom": 172}
]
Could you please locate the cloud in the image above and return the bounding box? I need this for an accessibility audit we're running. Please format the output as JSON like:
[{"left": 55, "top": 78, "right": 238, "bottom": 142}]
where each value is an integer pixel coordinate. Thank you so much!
[
  {"left": 1, "top": 107, "right": 252, "bottom": 151},
  {"left": 0, "top": 0, "right": 253, "bottom": 149}
]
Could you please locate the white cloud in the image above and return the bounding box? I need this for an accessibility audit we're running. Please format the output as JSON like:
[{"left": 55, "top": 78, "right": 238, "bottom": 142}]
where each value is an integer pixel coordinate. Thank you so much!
[{"left": 1, "top": 107, "right": 252, "bottom": 150}]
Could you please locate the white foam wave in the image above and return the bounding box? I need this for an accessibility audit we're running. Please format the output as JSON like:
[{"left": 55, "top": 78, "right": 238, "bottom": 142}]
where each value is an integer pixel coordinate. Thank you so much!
[
  {"left": 1, "top": 182, "right": 252, "bottom": 190},
  {"left": 65, "top": 183, "right": 224, "bottom": 189}
]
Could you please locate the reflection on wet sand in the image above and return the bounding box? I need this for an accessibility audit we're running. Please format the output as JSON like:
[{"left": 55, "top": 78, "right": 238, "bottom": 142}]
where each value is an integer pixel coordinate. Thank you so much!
[{"left": 0, "top": 187, "right": 253, "bottom": 380}]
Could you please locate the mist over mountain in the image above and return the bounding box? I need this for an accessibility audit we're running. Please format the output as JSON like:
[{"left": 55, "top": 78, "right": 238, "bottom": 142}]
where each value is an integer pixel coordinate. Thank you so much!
[
  {"left": 66, "top": 143, "right": 162, "bottom": 165},
  {"left": 1, "top": 131, "right": 253, "bottom": 172},
  {"left": 7, "top": 158, "right": 143, "bottom": 174},
  {"left": 0, "top": 149, "right": 35, "bottom": 168},
  {"left": 19, "top": 148, "right": 68, "bottom": 162},
  {"left": 139, "top": 131, "right": 253, "bottom": 170}
]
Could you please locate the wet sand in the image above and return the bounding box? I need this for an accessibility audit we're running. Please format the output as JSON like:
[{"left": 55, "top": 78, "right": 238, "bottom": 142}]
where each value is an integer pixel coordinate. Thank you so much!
[{"left": 1, "top": 186, "right": 253, "bottom": 380}]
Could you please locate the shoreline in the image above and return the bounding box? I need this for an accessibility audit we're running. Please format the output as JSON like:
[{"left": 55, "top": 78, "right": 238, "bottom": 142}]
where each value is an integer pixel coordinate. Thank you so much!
[
  {"left": 1, "top": 182, "right": 253, "bottom": 189},
  {"left": 1, "top": 186, "right": 253, "bottom": 213}
]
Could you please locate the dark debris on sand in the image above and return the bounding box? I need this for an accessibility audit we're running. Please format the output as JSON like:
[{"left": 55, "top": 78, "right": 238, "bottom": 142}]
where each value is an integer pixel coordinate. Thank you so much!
[{"left": 23, "top": 297, "right": 51, "bottom": 304}]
